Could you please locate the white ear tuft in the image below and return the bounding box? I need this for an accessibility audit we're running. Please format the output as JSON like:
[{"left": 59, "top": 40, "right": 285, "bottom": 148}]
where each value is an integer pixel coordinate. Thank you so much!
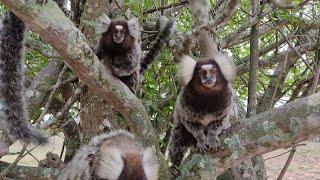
[
  {"left": 127, "top": 18, "right": 140, "bottom": 39},
  {"left": 143, "top": 148, "right": 159, "bottom": 180},
  {"left": 213, "top": 53, "right": 236, "bottom": 82},
  {"left": 96, "top": 147, "right": 124, "bottom": 179},
  {"left": 179, "top": 55, "right": 197, "bottom": 87},
  {"left": 96, "top": 13, "right": 111, "bottom": 34}
]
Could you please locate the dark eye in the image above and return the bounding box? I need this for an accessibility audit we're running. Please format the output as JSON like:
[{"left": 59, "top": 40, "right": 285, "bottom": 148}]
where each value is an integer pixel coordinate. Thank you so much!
[
  {"left": 209, "top": 68, "right": 217, "bottom": 74},
  {"left": 198, "top": 70, "right": 206, "bottom": 76}
]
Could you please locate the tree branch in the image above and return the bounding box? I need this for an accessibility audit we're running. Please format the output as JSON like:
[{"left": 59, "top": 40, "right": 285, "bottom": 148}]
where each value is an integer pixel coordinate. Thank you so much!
[
  {"left": 0, "top": 0, "right": 157, "bottom": 147},
  {"left": 191, "top": 92, "right": 320, "bottom": 178}
]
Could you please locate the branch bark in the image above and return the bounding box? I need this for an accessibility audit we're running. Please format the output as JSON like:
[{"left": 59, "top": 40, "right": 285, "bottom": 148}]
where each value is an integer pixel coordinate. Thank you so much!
[
  {"left": 0, "top": 0, "right": 157, "bottom": 147},
  {"left": 190, "top": 92, "right": 320, "bottom": 178},
  {"left": 246, "top": 0, "right": 260, "bottom": 117},
  {"left": 2, "top": 89, "right": 320, "bottom": 179}
]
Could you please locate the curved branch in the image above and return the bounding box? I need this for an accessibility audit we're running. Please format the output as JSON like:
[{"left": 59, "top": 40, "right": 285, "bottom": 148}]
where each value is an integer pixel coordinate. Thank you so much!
[
  {"left": 0, "top": 0, "right": 157, "bottom": 147},
  {"left": 189, "top": 92, "right": 320, "bottom": 178}
]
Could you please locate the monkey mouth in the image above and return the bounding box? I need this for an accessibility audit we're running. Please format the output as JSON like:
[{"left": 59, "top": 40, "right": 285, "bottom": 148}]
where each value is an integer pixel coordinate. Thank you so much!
[
  {"left": 113, "top": 36, "right": 124, "bottom": 44},
  {"left": 201, "top": 79, "right": 216, "bottom": 88}
]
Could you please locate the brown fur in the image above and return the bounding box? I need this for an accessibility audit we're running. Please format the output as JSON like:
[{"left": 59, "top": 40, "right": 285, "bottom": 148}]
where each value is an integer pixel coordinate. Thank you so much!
[
  {"left": 99, "top": 20, "right": 135, "bottom": 57},
  {"left": 167, "top": 55, "right": 235, "bottom": 176},
  {"left": 118, "top": 153, "right": 147, "bottom": 180},
  {"left": 95, "top": 14, "right": 175, "bottom": 93}
]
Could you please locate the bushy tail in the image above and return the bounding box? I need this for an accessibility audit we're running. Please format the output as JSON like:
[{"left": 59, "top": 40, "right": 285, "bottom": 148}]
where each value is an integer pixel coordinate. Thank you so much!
[
  {"left": 140, "top": 19, "right": 175, "bottom": 73},
  {"left": 0, "top": 11, "right": 47, "bottom": 145}
]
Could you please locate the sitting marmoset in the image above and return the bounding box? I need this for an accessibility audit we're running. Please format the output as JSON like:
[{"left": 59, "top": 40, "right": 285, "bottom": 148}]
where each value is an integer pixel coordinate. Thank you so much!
[{"left": 167, "top": 53, "right": 236, "bottom": 176}]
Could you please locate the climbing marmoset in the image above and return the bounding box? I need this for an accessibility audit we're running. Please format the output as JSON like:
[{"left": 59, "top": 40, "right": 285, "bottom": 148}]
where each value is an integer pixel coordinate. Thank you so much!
[{"left": 167, "top": 53, "right": 236, "bottom": 175}]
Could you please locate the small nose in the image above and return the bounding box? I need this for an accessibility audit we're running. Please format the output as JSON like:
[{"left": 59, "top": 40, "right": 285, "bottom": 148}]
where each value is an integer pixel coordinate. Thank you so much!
[{"left": 206, "top": 71, "right": 212, "bottom": 79}]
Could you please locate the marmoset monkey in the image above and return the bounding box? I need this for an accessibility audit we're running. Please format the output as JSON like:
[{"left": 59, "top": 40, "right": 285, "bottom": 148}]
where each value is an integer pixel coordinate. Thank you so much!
[{"left": 167, "top": 53, "right": 236, "bottom": 175}]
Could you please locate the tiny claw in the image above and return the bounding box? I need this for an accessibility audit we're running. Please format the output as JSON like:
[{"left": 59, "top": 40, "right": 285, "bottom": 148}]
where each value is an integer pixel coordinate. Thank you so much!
[
  {"left": 205, "top": 135, "right": 221, "bottom": 152},
  {"left": 204, "top": 142, "right": 213, "bottom": 152},
  {"left": 170, "top": 165, "right": 181, "bottom": 176}
]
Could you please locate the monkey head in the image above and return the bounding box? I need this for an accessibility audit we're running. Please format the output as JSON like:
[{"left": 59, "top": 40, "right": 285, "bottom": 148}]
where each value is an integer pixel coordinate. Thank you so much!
[
  {"left": 58, "top": 130, "right": 158, "bottom": 180},
  {"left": 96, "top": 14, "right": 140, "bottom": 54},
  {"left": 179, "top": 54, "right": 235, "bottom": 94}
]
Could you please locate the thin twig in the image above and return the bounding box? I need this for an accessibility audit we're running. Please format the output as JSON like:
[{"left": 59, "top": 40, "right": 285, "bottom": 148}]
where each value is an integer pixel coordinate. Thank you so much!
[
  {"left": 143, "top": 0, "right": 188, "bottom": 15},
  {"left": 49, "top": 76, "right": 78, "bottom": 91},
  {"left": 308, "top": 29, "right": 320, "bottom": 94},
  {"left": 0, "top": 145, "right": 27, "bottom": 178},
  {"left": 114, "top": 0, "right": 129, "bottom": 20},
  {"left": 49, "top": 97, "right": 92, "bottom": 135},
  {"left": 264, "top": 150, "right": 292, "bottom": 161},
  {"left": 40, "top": 83, "right": 86, "bottom": 129},
  {"left": 179, "top": 0, "right": 240, "bottom": 55},
  {"left": 277, "top": 144, "right": 297, "bottom": 180},
  {"left": 269, "top": 17, "right": 313, "bottom": 72},
  {"left": 277, "top": 34, "right": 318, "bottom": 177},
  {"left": 269, "top": 50, "right": 289, "bottom": 110},
  {"left": 36, "top": 65, "right": 68, "bottom": 126},
  {"left": 269, "top": 0, "right": 311, "bottom": 10}
]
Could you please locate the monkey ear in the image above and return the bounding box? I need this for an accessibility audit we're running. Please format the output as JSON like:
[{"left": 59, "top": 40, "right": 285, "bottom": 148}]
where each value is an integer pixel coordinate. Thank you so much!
[
  {"left": 179, "top": 55, "right": 197, "bottom": 87},
  {"left": 213, "top": 53, "right": 236, "bottom": 82},
  {"left": 127, "top": 17, "right": 140, "bottom": 39},
  {"left": 96, "top": 147, "right": 124, "bottom": 180},
  {"left": 143, "top": 147, "right": 158, "bottom": 180},
  {"left": 96, "top": 13, "right": 111, "bottom": 34}
]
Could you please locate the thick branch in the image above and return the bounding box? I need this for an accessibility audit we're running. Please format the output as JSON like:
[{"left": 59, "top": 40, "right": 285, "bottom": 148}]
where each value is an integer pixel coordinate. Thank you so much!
[
  {"left": 0, "top": 0, "right": 157, "bottom": 147},
  {"left": 0, "top": 161, "right": 60, "bottom": 179},
  {"left": 203, "top": 92, "right": 320, "bottom": 178},
  {"left": 15, "top": 90, "right": 320, "bottom": 180}
]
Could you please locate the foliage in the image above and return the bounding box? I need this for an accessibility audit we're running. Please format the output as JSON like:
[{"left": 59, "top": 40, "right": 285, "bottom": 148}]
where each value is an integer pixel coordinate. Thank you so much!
[{"left": 1, "top": 0, "right": 320, "bottom": 178}]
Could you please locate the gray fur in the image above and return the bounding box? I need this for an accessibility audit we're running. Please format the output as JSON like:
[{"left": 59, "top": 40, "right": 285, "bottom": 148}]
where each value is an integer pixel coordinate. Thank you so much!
[
  {"left": 96, "top": 13, "right": 111, "bottom": 34},
  {"left": 167, "top": 55, "right": 235, "bottom": 176},
  {"left": 0, "top": 11, "right": 47, "bottom": 145},
  {"left": 110, "top": 42, "right": 141, "bottom": 77},
  {"left": 58, "top": 130, "right": 158, "bottom": 180}
]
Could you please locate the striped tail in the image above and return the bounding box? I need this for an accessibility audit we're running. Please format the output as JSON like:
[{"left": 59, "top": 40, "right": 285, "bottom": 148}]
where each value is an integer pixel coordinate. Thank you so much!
[
  {"left": 140, "top": 19, "right": 175, "bottom": 73},
  {"left": 0, "top": 11, "right": 47, "bottom": 145}
]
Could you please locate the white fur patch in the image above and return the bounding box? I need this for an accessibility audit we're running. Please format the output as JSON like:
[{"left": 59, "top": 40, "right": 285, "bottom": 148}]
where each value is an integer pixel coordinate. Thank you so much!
[
  {"left": 179, "top": 55, "right": 197, "bottom": 87},
  {"left": 201, "top": 64, "right": 213, "bottom": 70},
  {"left": 213, "top": 53, "right": 236, "bottom": 82},
  {"left": 143, "top": 148, "right": 159, "bottom": 180},
  {"left": 89, "top": 130, "right": 136, "bottom": 150},
  {"left": 127, "top": 18, "right": 140, "bottom": 39},
  {"left": 96, "top": 147, "right": 124, "bottom": 179},
  {"left": 96, "top": 13, "right": 111, "bottom": 34},
  {"left": 115, "top": 25, "right": 123, "bottom": 31}
]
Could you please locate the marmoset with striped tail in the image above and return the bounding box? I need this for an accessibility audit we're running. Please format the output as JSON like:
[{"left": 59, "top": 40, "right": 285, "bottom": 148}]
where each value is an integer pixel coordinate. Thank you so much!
[
  {"left": 95, "top": 14, "right": 175, "bottom": 93},
  {"left": 58, "top": 130, "right": 159, "bottom": 180},
  {"left": 167, "top": 53, "right": 236, "bottom": 176}
]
